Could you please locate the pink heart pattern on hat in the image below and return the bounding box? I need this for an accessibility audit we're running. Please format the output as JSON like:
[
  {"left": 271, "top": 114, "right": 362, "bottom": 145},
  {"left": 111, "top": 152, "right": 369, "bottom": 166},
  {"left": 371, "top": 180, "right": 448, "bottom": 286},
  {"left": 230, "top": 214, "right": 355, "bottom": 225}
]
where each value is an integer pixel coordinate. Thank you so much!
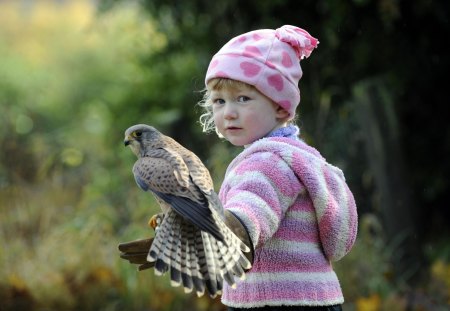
[
  {"left": 243, "top": 46, "right": 263, "bottom": 58},
  {"left": 281, "top": 51, "right": 293, "bottom": 68},
  {"left": 268, "top": 74, "right": 284, "bottom": 91},
  {"left": 240, "top": 62, "right": 261, "bottom": 77}
]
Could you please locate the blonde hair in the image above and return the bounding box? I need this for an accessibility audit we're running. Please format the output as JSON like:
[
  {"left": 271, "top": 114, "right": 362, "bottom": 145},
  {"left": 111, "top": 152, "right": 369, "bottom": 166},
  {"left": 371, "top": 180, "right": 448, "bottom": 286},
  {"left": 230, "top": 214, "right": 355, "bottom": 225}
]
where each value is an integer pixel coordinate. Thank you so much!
[{"left": 198, "top": 78, "right": 252, "bottom": 134}]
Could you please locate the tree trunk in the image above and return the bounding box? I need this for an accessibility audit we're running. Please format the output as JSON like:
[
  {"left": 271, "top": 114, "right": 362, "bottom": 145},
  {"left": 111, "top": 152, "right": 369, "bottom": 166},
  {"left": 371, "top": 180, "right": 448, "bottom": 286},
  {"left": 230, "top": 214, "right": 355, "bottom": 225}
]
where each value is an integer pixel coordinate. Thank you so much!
[{"left": 352, "top": 78, "right": 422, "bottom": 283}]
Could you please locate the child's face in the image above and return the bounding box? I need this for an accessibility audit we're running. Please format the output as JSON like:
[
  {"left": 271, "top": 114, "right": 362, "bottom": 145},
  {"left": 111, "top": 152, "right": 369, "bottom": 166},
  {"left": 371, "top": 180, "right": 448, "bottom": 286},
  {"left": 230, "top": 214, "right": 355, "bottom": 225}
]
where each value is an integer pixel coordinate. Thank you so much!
[{"left": 210, "top": 83, "right": 288, "bottom": 146}]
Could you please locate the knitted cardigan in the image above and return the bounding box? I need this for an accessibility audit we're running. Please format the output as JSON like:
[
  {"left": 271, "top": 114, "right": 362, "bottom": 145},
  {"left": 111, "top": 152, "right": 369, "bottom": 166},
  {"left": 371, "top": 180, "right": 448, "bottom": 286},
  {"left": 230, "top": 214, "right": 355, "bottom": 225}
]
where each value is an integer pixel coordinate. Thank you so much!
[{"left": 219, "top": 126, "right": 358, "bottom": 308}]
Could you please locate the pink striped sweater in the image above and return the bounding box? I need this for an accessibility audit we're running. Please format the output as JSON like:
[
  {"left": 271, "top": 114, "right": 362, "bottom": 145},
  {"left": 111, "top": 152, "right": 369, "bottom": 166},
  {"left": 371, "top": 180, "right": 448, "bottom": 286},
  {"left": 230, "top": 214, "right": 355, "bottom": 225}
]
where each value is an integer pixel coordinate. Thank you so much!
[{"left": 219, "top": 126, "right": 358, "bottom": 308}]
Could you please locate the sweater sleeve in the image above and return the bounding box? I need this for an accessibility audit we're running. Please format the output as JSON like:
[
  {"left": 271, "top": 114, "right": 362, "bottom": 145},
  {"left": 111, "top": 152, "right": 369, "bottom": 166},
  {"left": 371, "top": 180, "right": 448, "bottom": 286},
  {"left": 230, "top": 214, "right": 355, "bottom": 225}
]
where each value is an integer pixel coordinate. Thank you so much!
[
  {"left": 293, "top": 156, "right": 358, "bottom": 262},
  {"left": 219, "top": 151, "right": 301, "bottom": 248},
  {"left": 317, "top": 163, "right": 358, "bottom": 261}
]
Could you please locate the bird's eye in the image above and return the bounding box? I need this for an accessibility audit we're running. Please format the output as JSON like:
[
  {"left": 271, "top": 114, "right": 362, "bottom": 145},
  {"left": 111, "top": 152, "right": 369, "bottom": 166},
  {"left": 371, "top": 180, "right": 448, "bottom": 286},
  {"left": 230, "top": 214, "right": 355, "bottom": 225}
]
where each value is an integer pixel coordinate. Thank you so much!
[{"left": 133, "top": 131, "right": 142, "bottom": 138}]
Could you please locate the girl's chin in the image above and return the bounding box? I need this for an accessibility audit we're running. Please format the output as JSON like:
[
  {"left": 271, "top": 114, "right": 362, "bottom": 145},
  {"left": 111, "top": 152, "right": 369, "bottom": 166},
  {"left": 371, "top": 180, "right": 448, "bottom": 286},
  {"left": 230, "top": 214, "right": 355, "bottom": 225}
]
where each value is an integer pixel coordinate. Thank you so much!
[{"left": 225, "top": 137, "right": 255, "bottom": 147}]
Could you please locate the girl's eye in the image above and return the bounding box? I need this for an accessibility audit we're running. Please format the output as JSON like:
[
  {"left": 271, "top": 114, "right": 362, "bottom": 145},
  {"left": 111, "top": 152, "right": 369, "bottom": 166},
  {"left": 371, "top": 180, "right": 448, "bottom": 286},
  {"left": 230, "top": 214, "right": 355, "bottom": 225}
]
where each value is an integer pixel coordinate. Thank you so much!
[
  {"left": 237, "top": 96, "right": 250, "bottom": 103},
  {"left": 212, "top": 98, "right": 225, "bottom": 105}
]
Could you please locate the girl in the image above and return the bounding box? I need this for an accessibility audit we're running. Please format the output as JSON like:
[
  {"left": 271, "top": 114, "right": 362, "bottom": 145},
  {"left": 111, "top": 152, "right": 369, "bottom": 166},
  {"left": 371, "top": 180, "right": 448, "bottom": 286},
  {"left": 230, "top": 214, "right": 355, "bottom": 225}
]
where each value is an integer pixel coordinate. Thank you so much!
[{"left": 198, "top": 25, "right": 358, "bottom": 310}]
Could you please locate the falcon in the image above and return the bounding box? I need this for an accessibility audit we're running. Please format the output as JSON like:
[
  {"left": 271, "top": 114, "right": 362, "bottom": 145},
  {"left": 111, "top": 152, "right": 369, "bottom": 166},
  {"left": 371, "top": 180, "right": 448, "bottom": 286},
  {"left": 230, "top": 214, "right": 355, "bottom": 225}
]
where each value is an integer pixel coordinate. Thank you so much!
[{"left": 123, "top": 124, "right": 251, "bottom": 298}]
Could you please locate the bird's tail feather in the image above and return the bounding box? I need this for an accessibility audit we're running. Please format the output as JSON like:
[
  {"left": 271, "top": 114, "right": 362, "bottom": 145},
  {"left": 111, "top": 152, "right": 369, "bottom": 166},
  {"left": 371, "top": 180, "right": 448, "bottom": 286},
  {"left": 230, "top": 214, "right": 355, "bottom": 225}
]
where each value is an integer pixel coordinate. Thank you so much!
[
  {"left": 187, "top": 225, "right": 205, "bottom": 297},
  {"left": 179, "top": 221, "right": 193, "bottom": 293},
  {"left": 147, "top": 209, "right": 252, "bottom": 297},
  {"left": 169, "top": 217, "right": 183, "bottom": 287},
  {"left": 149, "top": 211, "right": 177, "bottom": 275},
  {"left": 212, "top": 209, "right": 251, "bottom": 267},
  {"left": 201, "top": 231, "right": 222, "bottom": 298}
]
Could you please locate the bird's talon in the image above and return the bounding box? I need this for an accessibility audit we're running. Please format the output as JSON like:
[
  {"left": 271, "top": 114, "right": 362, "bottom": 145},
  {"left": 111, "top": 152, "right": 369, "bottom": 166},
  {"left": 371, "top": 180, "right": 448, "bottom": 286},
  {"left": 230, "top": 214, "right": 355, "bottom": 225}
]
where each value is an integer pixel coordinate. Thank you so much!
[
  {"left": 148, "top": 213, "right": 164, "bottom": 230},
  {"left": 148, "top": 215, "right": 158, "bottom": 230}
]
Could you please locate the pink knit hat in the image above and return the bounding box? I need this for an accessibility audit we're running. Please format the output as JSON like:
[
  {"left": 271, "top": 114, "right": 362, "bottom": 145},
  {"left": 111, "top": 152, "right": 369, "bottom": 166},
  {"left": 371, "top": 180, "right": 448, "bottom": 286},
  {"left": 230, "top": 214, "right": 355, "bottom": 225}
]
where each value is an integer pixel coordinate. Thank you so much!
[{"left": 205, "top": 25, "right": 318, "bottom": 120}]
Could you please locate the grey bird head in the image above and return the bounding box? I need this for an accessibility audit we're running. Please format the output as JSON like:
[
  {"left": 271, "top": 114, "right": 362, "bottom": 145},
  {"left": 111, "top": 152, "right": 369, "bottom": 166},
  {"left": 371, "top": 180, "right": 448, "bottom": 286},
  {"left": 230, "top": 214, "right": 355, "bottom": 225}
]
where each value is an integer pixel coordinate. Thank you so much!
[{"left": 124, "top": 124, "right": 161, "bottom": 157}]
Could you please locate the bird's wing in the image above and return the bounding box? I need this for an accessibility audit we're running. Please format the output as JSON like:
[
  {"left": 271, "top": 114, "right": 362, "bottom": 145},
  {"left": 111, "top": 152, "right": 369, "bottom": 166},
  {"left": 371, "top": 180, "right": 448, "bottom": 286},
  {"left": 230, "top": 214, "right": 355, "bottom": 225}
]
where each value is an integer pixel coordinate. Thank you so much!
[
  {"left": 132, "top": 156, "right": 223, "bottom": 241},
  {"left": 153, "top": 191, "right": 223, "bottom": 241},
  {"left": 169, "top": 145, "right": 215, "bottom": 195},
  {"left": 146, "top": 147, "right": 191, "bottom": 188},
  {"left": 163, "top": 144, "right": 225, "bottom": 217},
  {"left": 132, "top": 155, "right": 190, "bottom": 198}
]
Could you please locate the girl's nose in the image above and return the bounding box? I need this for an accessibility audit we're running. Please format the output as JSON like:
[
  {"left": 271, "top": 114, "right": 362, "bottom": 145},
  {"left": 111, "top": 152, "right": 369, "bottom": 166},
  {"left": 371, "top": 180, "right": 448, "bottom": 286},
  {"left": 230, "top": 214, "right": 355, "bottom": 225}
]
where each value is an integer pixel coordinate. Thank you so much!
[{"left": 223, "top": 103, "right": 238, "bottom": 120}]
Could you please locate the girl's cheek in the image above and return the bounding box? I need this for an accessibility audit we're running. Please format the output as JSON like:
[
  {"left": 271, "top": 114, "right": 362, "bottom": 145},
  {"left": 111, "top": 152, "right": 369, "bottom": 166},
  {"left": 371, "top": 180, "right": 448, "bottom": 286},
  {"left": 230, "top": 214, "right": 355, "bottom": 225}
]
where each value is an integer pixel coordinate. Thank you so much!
[{"left": 213, "top": 112, "right": 221, "bottom": 125}]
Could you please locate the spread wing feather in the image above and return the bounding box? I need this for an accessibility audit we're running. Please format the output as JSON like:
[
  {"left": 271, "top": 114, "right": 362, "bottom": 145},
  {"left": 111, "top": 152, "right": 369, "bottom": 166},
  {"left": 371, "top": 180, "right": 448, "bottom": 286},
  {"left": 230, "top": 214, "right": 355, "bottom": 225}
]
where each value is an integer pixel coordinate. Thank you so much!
[{"left": 153, "top": 191, "right": 223, "bottom": 242}]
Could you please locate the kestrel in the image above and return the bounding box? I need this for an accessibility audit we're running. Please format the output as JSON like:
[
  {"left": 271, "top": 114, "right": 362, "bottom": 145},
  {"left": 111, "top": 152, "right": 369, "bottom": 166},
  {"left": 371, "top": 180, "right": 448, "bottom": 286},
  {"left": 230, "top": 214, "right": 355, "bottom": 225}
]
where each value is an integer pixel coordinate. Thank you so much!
[{"left": 124, "top": 124, "right": 251, "bottom": 298}]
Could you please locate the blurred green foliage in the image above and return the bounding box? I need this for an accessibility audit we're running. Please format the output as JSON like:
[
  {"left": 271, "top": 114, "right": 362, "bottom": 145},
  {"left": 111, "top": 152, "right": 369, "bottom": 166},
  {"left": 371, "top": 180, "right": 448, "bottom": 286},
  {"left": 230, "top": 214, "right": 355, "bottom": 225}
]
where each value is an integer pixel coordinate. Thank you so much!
[{"left": 0, "top": 0, "right": 449, "bottom": 311}]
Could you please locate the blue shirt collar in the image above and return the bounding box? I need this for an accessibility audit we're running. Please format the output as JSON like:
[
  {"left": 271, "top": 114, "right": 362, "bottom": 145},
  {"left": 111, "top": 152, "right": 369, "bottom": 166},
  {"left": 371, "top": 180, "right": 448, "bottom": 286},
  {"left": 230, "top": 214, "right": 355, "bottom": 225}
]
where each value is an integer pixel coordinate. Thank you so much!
[{"left": 266, "top": 125, "right": 300, "bottom": 139}]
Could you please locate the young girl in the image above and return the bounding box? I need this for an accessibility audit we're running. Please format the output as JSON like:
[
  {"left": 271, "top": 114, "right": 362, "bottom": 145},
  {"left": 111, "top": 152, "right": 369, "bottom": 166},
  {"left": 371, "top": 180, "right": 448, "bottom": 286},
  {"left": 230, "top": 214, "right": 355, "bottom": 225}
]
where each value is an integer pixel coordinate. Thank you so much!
[{"left": 198, "top": 25, "right": 358, "bottom": 310}]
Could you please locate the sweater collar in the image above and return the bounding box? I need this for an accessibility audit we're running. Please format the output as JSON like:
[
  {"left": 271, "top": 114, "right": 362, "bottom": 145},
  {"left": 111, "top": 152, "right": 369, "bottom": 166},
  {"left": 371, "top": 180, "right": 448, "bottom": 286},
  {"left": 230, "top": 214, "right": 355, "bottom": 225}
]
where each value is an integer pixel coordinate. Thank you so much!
[
  {"left": 265, "top": 125, "right": 300, "bottom": 140},
  {"left": 244, "top": 125, "right": 300, "bottom": 149}
]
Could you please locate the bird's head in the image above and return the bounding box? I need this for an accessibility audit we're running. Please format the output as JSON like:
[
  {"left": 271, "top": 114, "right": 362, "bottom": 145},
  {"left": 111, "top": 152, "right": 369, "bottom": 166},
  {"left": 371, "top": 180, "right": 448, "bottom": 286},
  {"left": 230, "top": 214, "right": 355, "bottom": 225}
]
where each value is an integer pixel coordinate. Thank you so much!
[{"left": 124, "top": 124, "right": 162, "bottom": 157}]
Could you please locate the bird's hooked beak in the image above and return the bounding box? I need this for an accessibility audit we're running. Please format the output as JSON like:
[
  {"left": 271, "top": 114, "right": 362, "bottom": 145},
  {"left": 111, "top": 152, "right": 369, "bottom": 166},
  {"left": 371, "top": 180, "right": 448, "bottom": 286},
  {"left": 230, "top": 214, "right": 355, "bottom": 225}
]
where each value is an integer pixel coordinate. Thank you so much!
[
  {"left": 124, "top": 135, "right": 133, "bottom": 147},
  {"left": 124, "top": 133, "right": 141, "bottom": 157}
]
